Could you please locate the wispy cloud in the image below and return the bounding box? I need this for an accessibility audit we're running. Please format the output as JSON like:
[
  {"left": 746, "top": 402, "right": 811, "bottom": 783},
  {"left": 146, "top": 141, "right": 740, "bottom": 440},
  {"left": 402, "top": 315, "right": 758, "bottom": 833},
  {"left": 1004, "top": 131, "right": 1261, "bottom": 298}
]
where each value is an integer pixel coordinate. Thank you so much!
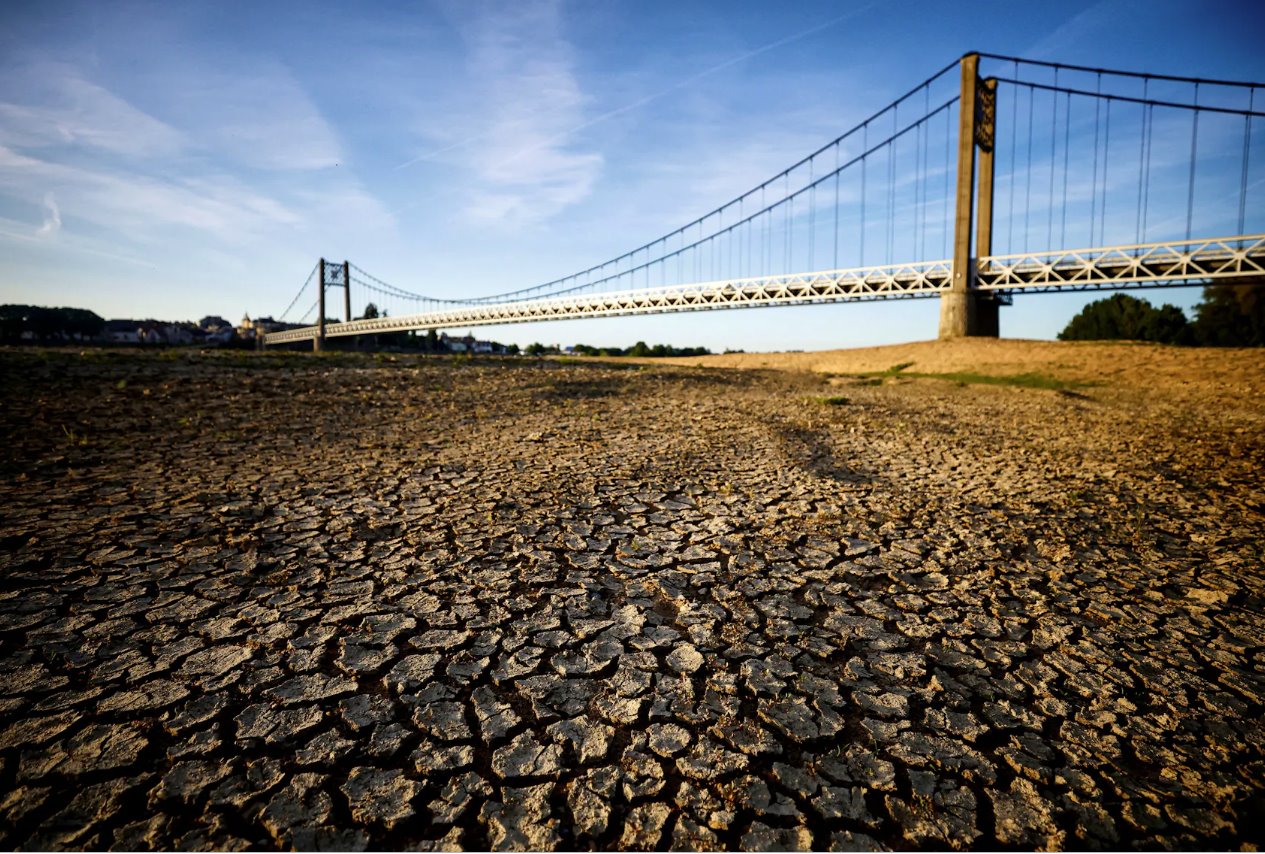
[
  {"left": 1023, "top": 0, "right": 1136, "bottom": 62},
  {"left": 0, "top": 62, "right": 184, "bottom": 158},
  {"left": 0, "top": 143, "right": 301, "bottom": 239},
  {"left": 36, "top": 192, "right": 60, "bottom": 237},
  {"left": 409, "top": 0, "right": 603, "bottom": 225},
  {"left": 0, "top": 58, "right": 392, "bottom": 253},
  {"left": 167, "top": 60, "right": 344, "bottom": 171},
  {"left": 0, "top": 212, "right": 158, "bottom": 268}
]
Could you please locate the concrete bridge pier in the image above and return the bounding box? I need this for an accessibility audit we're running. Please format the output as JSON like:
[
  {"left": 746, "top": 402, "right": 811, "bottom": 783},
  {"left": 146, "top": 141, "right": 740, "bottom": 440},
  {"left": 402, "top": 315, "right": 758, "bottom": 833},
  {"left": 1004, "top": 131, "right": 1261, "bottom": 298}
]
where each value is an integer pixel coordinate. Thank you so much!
[{"left": 939, "top": 290, "right": 1002, "bottom": 338}]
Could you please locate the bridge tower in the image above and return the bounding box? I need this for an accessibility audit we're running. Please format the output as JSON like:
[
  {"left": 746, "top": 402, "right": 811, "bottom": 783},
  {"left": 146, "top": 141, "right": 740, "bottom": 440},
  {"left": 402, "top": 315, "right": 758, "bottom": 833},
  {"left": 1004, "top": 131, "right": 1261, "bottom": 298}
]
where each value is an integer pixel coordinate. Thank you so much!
[
  {"left": 939, "top": 53, "right": 1002, "bottom": 339},
  {"left": 313, "top": 259, "right": 353, "bottom": 352}
]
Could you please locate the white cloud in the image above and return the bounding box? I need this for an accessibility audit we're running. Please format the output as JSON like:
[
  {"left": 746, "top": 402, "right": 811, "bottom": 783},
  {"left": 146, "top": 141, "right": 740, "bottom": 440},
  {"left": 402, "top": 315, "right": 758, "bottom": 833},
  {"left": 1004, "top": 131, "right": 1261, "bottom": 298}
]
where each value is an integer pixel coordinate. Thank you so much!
[
  {"left": 415, "top": 0, "right": 604, "bottom": 226},
  {"left": 168, "top": 60, "right": 344, "bottom": 171},
  {"left": 0, "top": 143, "right": 301, "bottom": 240},
  {"left": 36, "top": 192, "right": 60, "bottom": 238},
  {"left": 0, "top": 62, "right": 184, "bottom": 158},
  {"left": 0, "top": 57, "right": 393, "bottom": 252}
]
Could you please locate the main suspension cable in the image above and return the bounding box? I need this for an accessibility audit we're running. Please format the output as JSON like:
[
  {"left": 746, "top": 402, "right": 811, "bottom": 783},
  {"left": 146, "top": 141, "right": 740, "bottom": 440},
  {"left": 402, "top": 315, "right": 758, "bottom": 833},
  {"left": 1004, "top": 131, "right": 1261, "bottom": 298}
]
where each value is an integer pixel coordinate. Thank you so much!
[{"left": 279, "top": 262, "right": 319, "bottom": 321}]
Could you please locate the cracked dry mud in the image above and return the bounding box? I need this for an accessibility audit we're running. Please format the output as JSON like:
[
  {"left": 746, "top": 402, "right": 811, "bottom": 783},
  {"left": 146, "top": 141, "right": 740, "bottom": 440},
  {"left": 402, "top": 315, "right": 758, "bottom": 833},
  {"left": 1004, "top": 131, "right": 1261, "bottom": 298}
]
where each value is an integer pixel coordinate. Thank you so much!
[{"left": 0, "top": 347, "right": 1262, "bottom": 850}]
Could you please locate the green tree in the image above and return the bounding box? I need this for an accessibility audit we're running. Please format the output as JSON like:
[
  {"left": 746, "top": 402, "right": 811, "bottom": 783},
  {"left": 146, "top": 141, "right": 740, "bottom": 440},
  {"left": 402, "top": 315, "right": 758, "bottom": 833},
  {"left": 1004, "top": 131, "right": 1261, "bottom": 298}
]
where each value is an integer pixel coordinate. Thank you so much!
[
  {"left": 1058, "top": 294, "right": 1191, "bottom": 344},
  {"left": 1192, "top": 284, "right": 1265, "bottom": 347},
  {"left": 0, "top": 305, "right": 105, "bottom": 342},
  {"left": 62, "top": 308, "right": 105, "bottom": 340}
]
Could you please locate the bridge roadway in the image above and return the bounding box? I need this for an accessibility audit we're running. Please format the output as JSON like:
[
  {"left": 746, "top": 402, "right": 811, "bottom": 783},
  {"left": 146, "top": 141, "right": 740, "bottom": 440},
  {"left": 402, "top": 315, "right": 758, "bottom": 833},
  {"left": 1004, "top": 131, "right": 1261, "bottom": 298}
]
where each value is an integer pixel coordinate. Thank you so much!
[{"left": 264, "top": 234, "right": 1265, "bottom": 345}]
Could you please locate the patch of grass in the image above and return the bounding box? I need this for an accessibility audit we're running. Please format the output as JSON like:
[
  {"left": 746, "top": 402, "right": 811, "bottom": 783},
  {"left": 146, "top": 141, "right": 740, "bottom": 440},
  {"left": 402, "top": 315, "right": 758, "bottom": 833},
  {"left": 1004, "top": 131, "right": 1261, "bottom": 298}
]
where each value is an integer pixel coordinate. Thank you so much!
[
  {"left": 553, "top": 355, "right": 643, "bottom": 371},
  {"left": 848, "top": 361, "right": 1092, "bottom": 391},
  {"left": 847, "top": 361, "right": 914, "bottom": 381},
  {"left": 910, "top": 370, "right": 1091, "bottom": 390},
  {"left": 809, "top": 395, "right": 851, "bottom": 406},
  {"left": 60, "top": 424, "right": 90, "bottom": 446}
]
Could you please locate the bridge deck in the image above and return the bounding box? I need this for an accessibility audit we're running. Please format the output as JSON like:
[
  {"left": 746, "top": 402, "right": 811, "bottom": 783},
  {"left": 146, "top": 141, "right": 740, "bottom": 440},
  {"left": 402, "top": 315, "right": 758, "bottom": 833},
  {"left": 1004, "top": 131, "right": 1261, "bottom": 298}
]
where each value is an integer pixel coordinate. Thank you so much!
[{"left": 264, "top": 235, "right": 1265, "bottom": 344}]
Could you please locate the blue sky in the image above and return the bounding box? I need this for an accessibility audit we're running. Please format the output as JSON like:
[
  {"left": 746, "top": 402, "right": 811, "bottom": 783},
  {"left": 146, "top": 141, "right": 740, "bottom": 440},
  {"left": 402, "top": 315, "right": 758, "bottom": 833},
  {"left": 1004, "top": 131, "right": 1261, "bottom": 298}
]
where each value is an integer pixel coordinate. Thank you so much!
[{"left": 1, "top": 0, "right": 1262, "bottom": 351}]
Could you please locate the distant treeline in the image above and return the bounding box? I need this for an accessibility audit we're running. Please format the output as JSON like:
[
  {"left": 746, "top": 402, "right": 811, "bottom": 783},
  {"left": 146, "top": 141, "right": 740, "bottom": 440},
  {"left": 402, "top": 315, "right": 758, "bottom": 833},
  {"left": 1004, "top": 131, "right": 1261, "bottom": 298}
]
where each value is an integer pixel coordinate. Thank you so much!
[
  {"left": 559, "top": 341, "right": 711, "bottom": 357},
  {"left": 1, "top": 305, "right": 105, "bottom": 343},
  {"left": 1058, "top": 285, "right": 1264, "bottom": 347}
]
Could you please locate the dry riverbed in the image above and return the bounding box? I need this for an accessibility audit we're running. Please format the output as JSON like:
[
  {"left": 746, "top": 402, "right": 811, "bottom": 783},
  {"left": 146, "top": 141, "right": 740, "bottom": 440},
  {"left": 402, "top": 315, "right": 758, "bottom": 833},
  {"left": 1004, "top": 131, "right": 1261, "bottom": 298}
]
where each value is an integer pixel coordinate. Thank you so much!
[{"left": 0, "top": 344, "right": 1262, "bottom": 850}]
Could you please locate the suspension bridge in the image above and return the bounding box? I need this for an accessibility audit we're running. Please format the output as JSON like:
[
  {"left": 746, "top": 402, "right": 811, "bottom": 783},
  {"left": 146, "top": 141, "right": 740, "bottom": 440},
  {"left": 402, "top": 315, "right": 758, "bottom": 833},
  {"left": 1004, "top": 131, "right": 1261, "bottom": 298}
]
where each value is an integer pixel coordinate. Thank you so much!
[{"left": 264, "top": 52, "right": 1265, "bottom": 349}]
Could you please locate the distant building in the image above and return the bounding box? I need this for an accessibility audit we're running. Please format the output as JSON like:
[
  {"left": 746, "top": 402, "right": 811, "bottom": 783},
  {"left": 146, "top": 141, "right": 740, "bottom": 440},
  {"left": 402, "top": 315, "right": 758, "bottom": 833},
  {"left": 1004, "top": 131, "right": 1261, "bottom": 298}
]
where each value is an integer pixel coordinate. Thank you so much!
[
  {"left": 199, "top": 316, "right": 234, "bottom": 344},
  {"left": 441, "top": 333, "right": 472, "bottom": 353},
  {"left": 440, "top": 333, "right": 506, "bottom": 354},
  {"left": 105, "top": 319, "right": 142, "bottom": 344},
  {"left": 146, "top": 322, "right": 193, "bottom": 345}
]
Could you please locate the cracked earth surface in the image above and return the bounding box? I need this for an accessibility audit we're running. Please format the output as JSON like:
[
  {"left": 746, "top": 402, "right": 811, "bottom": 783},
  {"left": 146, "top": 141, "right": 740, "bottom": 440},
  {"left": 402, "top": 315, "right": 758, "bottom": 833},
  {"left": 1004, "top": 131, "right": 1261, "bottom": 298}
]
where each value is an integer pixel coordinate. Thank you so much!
[{"left": 0, "top": 348, "right": 1262, "bottom": 850}]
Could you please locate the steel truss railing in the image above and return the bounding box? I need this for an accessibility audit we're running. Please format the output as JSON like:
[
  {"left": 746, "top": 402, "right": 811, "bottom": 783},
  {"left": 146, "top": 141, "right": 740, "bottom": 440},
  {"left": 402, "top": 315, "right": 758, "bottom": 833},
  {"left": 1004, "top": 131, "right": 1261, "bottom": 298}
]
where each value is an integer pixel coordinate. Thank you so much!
[
  {"left": 976, "top": 235, "right": 1265, "bottom": 292},
  {"left": 263, "top": 260, "right": 954, "bottom": 343},
  {"left": 263, "top": 235, "right": 1265, "bottom": 344}
]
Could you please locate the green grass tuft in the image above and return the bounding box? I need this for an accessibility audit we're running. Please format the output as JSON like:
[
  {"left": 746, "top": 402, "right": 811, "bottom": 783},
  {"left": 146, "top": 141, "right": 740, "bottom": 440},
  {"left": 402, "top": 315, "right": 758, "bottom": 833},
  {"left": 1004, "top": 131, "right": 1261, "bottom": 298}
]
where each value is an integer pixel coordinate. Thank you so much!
[
  {"left": 848, "top": 362, "right": 1091, "bottom": 391},
  {"left": 913, "top": 370, "right": 1090, "bottom": 390}
]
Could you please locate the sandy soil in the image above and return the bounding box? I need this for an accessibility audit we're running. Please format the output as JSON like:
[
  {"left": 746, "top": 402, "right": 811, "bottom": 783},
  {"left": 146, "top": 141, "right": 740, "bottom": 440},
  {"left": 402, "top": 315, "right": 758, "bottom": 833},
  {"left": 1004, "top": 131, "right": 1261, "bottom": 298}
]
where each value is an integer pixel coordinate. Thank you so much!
[{"left": 643, "top": 337, "right": 1265, "bottom": 412}]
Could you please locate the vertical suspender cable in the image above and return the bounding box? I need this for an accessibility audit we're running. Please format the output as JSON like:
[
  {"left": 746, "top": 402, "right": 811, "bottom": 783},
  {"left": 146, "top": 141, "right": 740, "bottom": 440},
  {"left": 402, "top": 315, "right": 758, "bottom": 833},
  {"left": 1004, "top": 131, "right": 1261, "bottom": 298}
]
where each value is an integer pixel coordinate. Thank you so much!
[
  {"left": 1136, "top": 79, "right": 1149, "bottom": 244},
  {"left": 763, "top": 186, "right": 769, "bottom": 276},
  {"left": 1141, "top": 101, "right": 1153, "bottom": 242},
  {"left": 914, "top": 118, "right": 923, "bottom": 262},
  {"left": 1101, "top": 98, "right": 1112, "bottom": 246},
  {"left": 719, "top": 210, "right": 726, "bottom": 281},
  {"left": 1090, "top": 74, "right": 1102, "bottom": 247},
  {"left": 943, "top": 105, "right": 951, "bottom": 258},
  {"left": 1187, "top": 82, "right": 1200, "bottom": 240},
  {"left": 888, "top": 108, "right": 897, "bottom": 264},
  {"left": 1048, "top": 72, "right": 1058, "bottom": 250},
  {"left": 1024, "top": 83, "right": 1035, "bottom": 251},
  {"left": 833, "top": 142, "right": 841, "bottom": 268},
  {"left": 726, "top": 213, "right": 732, "bottom": 280},
  {"left": 1239, "top": 88, "right": 1254, "bottom": 235},
  {"left": 809, "top": 157, "right": 816, "bottom": 269},
  {"left": 786, "top": 176, "right": 793, "bottom": 272},
  {"left": 695, "top": 222, "right": 701, "bottom": 282},
  {"left": 1008, "top": 83, "right": 1019, "bottom": 253},
  {"left": 1061, "top": 90, "right": 1071, "bottom": 246},
  {"left": 925, "top": 87, "right": 936, "bottom": 261},
  {"left": 860, "top": 123, "right": 868, "bottom": 264},
  {"left": 926, "top": 85, "right": 932, "bottom": 257}
]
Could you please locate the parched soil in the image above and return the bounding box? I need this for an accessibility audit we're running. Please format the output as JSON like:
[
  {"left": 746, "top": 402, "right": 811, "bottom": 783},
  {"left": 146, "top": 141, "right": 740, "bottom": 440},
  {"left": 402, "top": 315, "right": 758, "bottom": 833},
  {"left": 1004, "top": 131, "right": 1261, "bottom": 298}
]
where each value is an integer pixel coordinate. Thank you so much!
[
  {"left": 650, "top": 337, "right": 1265, "bottom": 415},
  {"left": 0, "top": 345, "right": 1261, "bottom": 850}
]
